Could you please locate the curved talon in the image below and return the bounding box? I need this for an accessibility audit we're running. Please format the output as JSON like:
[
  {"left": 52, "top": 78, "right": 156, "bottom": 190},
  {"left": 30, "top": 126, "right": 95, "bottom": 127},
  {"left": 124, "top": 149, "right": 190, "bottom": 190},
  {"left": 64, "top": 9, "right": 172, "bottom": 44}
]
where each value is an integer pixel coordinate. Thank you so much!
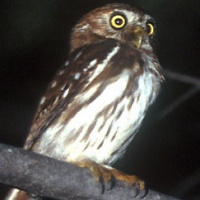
[
  {"left": 132, "top": 182, "right": 147, "bottom": 198},
  {"left": 138, "top": 187, "right": 149, "bottom": 199},
  {"left": 99, "top": 174, "right": 115, "bottom": 192},
  {"left": 109, "top": 175, "right": 116, "bottom": 190},
  {"left": 99, "top": 175, "right": 105, "bottom": 194},
  {"left": 133, "top": 186, "right": 140, "bottom": 198},
  {"left": 73, "top": 160, "right": 145, "bottom": 194}
]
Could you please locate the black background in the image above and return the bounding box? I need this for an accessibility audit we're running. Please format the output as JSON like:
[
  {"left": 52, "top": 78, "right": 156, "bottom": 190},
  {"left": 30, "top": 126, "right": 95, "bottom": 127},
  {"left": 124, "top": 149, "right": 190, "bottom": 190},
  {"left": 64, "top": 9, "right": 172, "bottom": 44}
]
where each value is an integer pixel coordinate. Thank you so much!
[{"left": 1, "top": 0, "right": 200, "bottom": 199}]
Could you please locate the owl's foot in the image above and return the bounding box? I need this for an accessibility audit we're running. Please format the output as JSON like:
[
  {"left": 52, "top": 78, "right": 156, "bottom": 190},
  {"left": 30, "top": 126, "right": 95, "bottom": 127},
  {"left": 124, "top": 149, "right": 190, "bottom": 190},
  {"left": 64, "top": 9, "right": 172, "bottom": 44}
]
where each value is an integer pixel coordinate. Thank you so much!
[{"left": 74, "top": 160, "right": 145, "bottom": 194}]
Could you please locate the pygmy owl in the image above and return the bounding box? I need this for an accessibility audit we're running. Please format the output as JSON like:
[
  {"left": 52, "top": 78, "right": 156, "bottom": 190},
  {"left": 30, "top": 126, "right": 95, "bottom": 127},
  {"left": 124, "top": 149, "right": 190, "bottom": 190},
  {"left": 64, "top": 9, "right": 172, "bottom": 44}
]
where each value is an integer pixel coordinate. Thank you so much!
[{"left": 6, "top": 3, "right": 163, "bottom": 200}]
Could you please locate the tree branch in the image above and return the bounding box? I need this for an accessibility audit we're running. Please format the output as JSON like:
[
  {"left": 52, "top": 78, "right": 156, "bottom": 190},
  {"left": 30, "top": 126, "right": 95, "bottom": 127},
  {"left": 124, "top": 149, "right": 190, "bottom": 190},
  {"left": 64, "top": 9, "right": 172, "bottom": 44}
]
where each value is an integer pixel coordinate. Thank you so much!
[
  {"left": 0, "top": 143, "right": 179, "bottom": 200},
  {"left": 158, "top": 86, "right": 200, "bottom": 118},
  {"left": 158, "top": 69, "right": 200, "bottom": 118},
  {"left": 170, "top": 167, "right": 200, "bottom": 198},
  {"left": 163, "top": 69, "right": 200, "bottom": 87}
]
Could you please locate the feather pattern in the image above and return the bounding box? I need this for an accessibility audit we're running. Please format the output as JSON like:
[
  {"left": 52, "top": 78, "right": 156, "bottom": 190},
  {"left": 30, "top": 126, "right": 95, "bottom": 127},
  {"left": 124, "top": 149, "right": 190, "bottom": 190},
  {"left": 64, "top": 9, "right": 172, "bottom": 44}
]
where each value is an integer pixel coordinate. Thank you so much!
[
  {"left": 25, "top": 39, "right": 162, "bottom": 165},
  {"left": 5, "top": 3, "right": 164, "bottom": 200}
]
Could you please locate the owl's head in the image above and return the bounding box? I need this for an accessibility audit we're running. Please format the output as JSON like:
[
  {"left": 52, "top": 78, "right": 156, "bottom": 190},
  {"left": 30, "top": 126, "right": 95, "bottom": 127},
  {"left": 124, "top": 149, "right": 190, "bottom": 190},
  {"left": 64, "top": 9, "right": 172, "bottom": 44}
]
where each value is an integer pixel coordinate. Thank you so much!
[{"left": 70, "top": 3, "right": 156, "bottom": 52}]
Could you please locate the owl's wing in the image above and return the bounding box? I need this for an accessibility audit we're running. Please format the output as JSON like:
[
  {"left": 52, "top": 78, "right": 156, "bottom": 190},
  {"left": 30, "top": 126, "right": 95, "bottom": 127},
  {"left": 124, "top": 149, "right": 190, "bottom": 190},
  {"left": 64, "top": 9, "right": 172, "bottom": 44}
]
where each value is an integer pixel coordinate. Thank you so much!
[
  {"left": 24, "top": 39, "right": 151, "bottom": 150},
  {"left": 24, "top": 60, "right": 70, "bottom": 150}
]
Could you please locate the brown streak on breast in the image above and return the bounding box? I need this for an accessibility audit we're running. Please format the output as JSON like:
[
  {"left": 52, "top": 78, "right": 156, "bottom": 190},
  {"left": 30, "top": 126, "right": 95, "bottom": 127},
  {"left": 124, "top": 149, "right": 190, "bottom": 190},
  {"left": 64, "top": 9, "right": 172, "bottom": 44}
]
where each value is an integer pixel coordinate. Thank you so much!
[
  {"left": 81, "top": 120, "right": 96, "bottom": 142},
  {"left": 105, "top": 123, "right": 113, "bottom": 139},
  {"left": 135, "top": 94, "right": 140, "bottom": 103},
  {"left": 127, "top": 96, "right": 135, "bottom": 111},
  {"left": 110, "top": 131, "right": 117, "bottom": 142},
  {"left": 116, "top": 107, "right": 124, "bottom": 120},
  {"left": 83, "top": 141, "right": 90, "bottom": 151},
  {"left": 97, "top": 140, "right": 104, "bottom": 149}
]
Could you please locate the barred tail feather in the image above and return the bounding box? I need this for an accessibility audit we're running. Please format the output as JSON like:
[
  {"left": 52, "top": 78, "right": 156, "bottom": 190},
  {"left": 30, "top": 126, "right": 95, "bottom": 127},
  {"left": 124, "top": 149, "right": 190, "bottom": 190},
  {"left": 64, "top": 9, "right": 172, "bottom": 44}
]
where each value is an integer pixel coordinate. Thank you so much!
[{"left": 4, "top": 188, "right": 33, "bottom": 200}]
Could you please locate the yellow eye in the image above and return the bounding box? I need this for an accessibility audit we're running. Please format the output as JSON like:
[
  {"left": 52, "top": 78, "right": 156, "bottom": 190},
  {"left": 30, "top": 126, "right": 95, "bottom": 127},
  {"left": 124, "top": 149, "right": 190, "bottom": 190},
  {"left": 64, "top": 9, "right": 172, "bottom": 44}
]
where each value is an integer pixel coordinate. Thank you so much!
[
  {"left": 110, "top": 14, "right": 126, "bottom": 29},
  {"left": 147, "top": 23, "right": 154, "bottom": 36}
]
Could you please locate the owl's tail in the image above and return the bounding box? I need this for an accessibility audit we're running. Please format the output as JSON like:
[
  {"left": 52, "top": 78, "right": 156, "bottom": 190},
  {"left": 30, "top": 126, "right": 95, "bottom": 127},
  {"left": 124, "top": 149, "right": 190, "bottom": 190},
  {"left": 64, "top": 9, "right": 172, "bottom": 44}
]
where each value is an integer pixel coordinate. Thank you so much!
[{"left": 4, "top": 188, "right": 34, "bottom": 200}]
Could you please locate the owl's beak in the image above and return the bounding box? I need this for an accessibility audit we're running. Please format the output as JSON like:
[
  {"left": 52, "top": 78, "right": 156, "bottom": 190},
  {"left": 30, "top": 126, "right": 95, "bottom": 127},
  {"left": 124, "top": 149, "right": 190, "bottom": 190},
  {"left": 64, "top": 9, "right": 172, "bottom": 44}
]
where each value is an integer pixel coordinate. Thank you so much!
[{"left": 131, "top": 25, "right": 145, "bottom": 49}]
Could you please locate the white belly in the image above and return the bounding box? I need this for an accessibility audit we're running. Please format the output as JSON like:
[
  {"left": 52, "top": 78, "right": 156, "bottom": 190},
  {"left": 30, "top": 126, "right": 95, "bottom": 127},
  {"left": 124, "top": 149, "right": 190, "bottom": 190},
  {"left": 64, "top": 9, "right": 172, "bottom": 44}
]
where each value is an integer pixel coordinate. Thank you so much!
[{"left": 35, "top": 68, "right": 158, "bottom": 165}]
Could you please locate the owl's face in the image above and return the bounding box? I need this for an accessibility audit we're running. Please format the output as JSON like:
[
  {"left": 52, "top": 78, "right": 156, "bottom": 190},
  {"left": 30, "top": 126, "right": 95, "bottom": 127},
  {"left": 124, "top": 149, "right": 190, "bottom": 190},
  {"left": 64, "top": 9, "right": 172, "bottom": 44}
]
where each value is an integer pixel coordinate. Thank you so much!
[{"left": 71, "top": 4, "right": 156, "bottom": 52}]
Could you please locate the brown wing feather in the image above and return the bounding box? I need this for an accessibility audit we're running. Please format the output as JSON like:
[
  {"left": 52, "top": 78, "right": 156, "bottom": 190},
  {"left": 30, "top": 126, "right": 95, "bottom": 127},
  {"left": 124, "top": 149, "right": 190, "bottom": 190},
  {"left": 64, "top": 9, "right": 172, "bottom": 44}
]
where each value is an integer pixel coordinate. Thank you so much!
[
  {"left": 24, "top": 39, "right": 121, "bottom": 150},
  {"left": 24, "top": 63, "right": 70, "bottom": 150},
  {"left": 24, "top": 39, "right": 162, "bottom": 151}
]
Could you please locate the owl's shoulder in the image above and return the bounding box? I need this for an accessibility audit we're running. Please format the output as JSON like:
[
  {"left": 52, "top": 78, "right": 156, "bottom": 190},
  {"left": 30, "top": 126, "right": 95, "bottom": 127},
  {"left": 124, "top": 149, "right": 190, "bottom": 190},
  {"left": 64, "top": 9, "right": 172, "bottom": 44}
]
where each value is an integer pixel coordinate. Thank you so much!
[{"left": 69, "top": 38, "right": 143, "bottom": 64}]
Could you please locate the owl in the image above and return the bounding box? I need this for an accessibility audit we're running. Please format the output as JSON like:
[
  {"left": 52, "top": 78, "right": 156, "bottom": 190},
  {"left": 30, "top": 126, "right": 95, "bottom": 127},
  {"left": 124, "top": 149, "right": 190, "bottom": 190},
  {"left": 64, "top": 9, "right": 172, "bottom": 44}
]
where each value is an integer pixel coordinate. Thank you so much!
[{"left": 5, "top": 3, "right": 163, "bottom": 200}]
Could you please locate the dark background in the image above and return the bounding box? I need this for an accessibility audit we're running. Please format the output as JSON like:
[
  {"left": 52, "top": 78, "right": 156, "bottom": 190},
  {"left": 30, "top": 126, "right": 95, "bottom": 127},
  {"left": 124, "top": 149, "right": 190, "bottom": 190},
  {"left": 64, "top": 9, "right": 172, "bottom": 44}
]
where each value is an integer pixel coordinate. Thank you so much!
[{"left": 1, "top": 0, "right": 200, "bottom": 199}]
